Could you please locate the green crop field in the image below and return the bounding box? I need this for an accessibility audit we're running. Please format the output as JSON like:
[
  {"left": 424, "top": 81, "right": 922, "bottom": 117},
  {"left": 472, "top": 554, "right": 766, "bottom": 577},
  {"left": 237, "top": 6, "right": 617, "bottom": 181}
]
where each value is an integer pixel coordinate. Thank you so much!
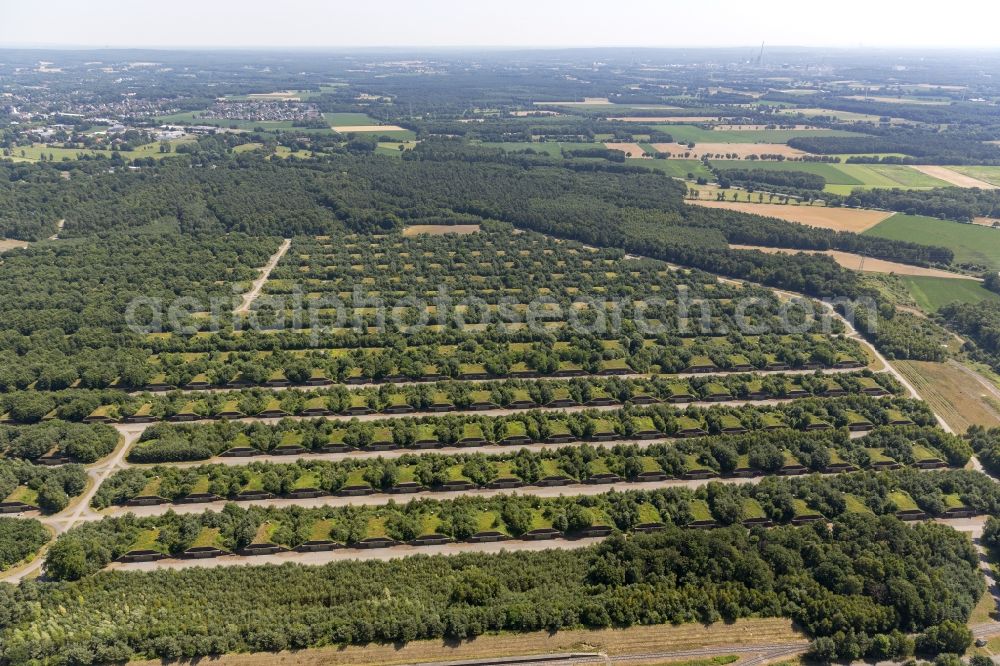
[
  {"left": 864, "top": 213, "right": 1000, "bottom": 270},
  {"left": 820, "top": 165, "right": 952, "bottom": 194},
  {"left": 898, "top": 275, "right": 1000, "bottom": 312},
  {"left": 657, "top": 124, "right": 864, "bottom": 144},
  {"left": 949, "top": 166, "right": 1000, "bottom": 187},
  {"left": 323, "top": 112, "right": 378, "bottom": 126},
  {"left": 841, "top": 164, "right": 952, "bottom": 188}
]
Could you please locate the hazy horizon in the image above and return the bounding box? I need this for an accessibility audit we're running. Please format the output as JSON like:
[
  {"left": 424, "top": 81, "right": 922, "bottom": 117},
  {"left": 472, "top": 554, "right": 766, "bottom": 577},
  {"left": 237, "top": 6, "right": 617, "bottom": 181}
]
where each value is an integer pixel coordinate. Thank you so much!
[{"left": 2, "top": 0, "right": 998, "bottom": 50}]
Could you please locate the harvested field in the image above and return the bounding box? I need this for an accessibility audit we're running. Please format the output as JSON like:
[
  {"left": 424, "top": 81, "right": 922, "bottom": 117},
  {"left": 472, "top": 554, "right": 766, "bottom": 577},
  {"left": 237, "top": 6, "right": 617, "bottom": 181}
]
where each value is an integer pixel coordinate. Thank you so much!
[
  {"left": 687, "top": 200, "right": 891, "bottom": 232},
  {"left": 609, "top": 116, "right": 723, "bottom": 122},
  {"left": 604, "top": 142, "right": 649, "bottom": 157},
  {"left": 895, "top": 361, "right": 1000, "bottom": 432},
  {"left": 332, "top": 125, "right": 406, "bottom": 133},
  {"left": 909, "top": 166, "right": 999, "bottom": 189},
  {"left": 949, "top": 166, "right": 1000, "bottom": 188},
  {"left": 729, "top": 245, "right": 975, "bottom": 279},
  {"left": 402, "top": 224, "right": 480, "bottom": 236},
  {"left": 246, "top": 91, "right": 302, "bottom": 101},
  {"left": 0, "top": 239, "right": 28, "bottom": 252},
  {"left": 534, "top": 97, "right": 611, "bottom": 105},
  {"left": 132, "top": 619, "right": 804, "bottom": 666},
  {"left": 651, "top": 143, "right": 808, "bottom": 159}
]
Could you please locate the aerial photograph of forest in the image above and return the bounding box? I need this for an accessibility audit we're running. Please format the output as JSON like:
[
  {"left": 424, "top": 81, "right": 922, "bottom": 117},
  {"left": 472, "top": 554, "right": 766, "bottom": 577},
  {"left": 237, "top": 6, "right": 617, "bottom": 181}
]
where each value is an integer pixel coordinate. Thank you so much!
[{"left": 4, "top": 1, "right": 1000, "bottom": 664}]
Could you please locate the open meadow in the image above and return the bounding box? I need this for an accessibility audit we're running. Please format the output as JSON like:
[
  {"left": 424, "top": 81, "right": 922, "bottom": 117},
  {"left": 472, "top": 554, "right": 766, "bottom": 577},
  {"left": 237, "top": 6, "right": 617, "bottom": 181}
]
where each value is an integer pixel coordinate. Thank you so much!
[
  {"left": 898, "top": 275, "right": 1000, "bottom": 312},
  {"left": 895, "top": 360, "right": 1000, "bottom": 432}
]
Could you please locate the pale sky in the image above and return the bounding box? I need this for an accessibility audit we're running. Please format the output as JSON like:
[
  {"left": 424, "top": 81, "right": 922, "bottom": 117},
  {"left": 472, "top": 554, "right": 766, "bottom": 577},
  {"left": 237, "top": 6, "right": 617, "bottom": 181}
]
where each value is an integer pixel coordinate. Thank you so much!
[{"left": 1, "top": 0, "right": 999, "bottom": 49}]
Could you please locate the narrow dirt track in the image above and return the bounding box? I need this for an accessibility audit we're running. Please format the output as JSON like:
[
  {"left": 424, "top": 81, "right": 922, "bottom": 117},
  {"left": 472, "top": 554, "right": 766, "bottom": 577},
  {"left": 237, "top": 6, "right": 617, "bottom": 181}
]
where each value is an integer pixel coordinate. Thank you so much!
[{"left": 234, "top": 238, "right": 290, "bottom": 314}]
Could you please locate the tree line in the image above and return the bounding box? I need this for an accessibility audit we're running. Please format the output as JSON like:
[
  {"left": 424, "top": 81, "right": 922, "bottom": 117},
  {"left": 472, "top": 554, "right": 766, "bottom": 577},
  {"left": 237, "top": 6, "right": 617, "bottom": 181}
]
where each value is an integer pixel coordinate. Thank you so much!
[
  {"left": 95, "top": 424, "right": 970, "bottom": 507},
  {"left": 123, "top": 395, "right": 932, "bottom": 463},
  {"left": 5, "top": 487, "right": 977, "bottom": 662}
]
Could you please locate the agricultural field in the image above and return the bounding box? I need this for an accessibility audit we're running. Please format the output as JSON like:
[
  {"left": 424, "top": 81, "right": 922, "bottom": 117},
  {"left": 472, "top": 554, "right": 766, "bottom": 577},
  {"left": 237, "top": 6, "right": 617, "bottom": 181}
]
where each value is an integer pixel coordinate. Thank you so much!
[
  {"left": 908, "top": 166, "right": 999, "bottom": 190},
  {"left": 654, "top": 124, "right": 865, "bottom": 144},
  {"left": 323, "top": 113, "right": 412, "bottom": 137},
  {"left": 730, "top": 245, "right": 974, "bottom": 279},
  {"left": 951, "top": 166, "right": 1000, "bottom": 187},
  {"left": 895, "top": 361, "right": 1000, "bottom": 432},
  {"left": 688, "top": 200, "right": 892, "bottom": 232},
  {"left": 778, "top": 107, "right": 894, "bottom": 122},
  {"left": 864, "top": 213, "right": 1000, "bottom": 270},
  {"left": 322, "top": 112, "right": 378, "bottom": 126},
  {"left": 898, "top": 275, "right": 1000, "bottom": 312},
  {"left": 704, "top": 160, "right": 954, "bottom": 193},
  {"left": 651, "top": 142, "right": 808, "bottom": 160}
]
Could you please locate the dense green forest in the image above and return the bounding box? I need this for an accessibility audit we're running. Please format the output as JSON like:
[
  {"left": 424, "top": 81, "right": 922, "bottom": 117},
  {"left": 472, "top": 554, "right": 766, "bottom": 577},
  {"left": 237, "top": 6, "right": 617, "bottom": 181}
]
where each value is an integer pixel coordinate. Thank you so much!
[
  {"left": 0, "top": 156, "right": 951, "bottom": 397},
  {"left": 0, "top": 518, "right": 48, "bottom": 571},
  {"left": 8, "top": 510, "right": 977, "bottom": 662},
  {"left": 6, "top": 45, "right": 1000, "bottom": 666},
  {"left": 0, "top": 421, "right": 118, "bottom": 463},
  {"left": 842, "top": 188, "right": 1000, "bottom": 224},
  {"left": 713, "top": 166, "right": 827, "bottom": 193},
  {"left": 0, "top": 151, "right": 950, "bottom": 288}
]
